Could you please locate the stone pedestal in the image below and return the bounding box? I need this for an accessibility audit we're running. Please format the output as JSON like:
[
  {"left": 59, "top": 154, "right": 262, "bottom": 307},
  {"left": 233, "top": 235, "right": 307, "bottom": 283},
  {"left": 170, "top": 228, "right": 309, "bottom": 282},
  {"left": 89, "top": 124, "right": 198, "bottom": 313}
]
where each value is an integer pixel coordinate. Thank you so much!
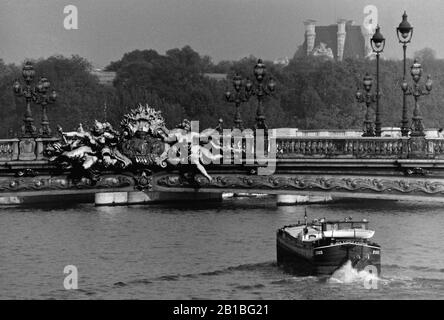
[
  {"left": 0, "top": 193, "right": 94, "bottom": 205},
  {"left": 18, "top": 138, "right": 37, "bottom": 161},
  {"left": 276, "top": 194, "right": 333, "bottom": 206},
  {"left": 0, "top": 196, "right": 21, "bottom": 205},
  {"left": 408, "top": 136, "right": 427, "bottom": 158},
  {"left": 35, "top": 137, "right": 59, "bottom": 160},
  {"left": 95, "top": 192, "right": 128, "bottom": 206}
]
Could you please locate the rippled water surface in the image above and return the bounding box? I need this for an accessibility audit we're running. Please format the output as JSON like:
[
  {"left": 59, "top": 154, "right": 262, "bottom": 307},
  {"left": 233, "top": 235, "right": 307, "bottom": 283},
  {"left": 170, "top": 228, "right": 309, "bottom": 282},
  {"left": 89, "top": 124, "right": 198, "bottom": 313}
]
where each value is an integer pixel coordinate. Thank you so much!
[{"left": 1, "top": 197, "right": 444, "bottom": 299}]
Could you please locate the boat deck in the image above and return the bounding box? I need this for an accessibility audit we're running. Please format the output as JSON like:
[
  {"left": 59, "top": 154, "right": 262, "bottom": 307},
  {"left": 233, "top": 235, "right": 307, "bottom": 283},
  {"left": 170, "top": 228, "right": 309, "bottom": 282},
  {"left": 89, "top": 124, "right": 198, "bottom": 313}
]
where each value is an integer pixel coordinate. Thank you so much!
[
  {"left": 285, "top": 225, "right": 322, "bottom": 242},
  {"left": 284, "top": 224, "right": 375, "bottom": 242}
]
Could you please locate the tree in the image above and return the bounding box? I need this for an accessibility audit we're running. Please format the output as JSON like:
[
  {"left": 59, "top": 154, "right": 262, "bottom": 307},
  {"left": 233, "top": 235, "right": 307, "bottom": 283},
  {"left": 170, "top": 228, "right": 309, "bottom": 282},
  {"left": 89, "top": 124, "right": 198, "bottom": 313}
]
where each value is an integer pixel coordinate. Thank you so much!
[
  {"left": 414, "top": 47, "right": 437, "bottom": 63},
  {"left": 0, "top": 60, "right": 21, "bottom": 136},
  {"left": 3, "top": 46, "right": 444, "bottom": 137}
]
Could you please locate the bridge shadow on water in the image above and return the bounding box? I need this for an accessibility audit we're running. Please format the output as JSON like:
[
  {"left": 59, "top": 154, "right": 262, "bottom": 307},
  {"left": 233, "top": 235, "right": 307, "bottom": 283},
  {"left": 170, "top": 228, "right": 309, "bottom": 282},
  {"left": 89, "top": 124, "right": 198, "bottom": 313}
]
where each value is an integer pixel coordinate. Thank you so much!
[
  {"left": 2, "top": 193, "right": 442, "bottom": 215},
  {"left": 0, "top": 196, "right": 95, "bottom": 213},
  {"left": 317, "top": 197, "right": 444, "bottom": 215},
  {"left": 152, "top": 196, "right": 444, "bottom": 215},
  {"left": 135, "top": 195, "right": 278, "bottom": 213}
]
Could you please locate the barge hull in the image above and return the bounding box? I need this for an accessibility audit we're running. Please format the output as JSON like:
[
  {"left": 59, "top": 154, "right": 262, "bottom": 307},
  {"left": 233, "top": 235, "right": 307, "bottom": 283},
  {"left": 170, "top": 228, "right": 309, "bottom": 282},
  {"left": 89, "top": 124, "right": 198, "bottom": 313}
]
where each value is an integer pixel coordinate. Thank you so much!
[{"left": 277, "top": 237, "right": 381, "bottom": 276}]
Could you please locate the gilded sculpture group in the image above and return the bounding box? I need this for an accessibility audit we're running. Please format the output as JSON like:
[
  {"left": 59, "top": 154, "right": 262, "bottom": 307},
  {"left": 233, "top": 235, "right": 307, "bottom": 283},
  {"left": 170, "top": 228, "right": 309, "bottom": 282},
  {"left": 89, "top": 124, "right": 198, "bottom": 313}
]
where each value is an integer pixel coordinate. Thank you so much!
[{"left": 46, "top": 104, "right": 236, "bottom": 181}]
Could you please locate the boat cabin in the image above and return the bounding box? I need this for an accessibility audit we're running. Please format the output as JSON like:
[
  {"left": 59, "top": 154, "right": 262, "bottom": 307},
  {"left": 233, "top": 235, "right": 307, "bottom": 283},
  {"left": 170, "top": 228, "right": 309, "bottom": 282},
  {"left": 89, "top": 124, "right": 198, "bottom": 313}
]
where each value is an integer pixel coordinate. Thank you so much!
[
  {"left": 320, "top": 220, "right": 369, "bottom": 232},
  {"left": 289, "top": 219, "right": 374, "bottom": 242}
]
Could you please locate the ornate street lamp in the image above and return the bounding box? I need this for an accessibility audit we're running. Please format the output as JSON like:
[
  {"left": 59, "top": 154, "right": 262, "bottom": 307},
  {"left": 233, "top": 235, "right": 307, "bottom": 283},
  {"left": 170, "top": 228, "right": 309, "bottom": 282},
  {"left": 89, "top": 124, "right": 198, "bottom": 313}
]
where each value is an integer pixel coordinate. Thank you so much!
[
  {"left": 13, "top": 62, "right": 57, "bottom": 137},
  {"left": 370, "top": 25, "right": 385, "bottom": 137},
  {"left": 356, "top": 73, "right": 376, "bottom": 137},
  {"left": 397, "top": 11, "right": 414, "bottom": 137},
  {"left": 13, "top": 61, "right": 37, "bottom": 137},
  {"left": 244, "top": 59, "right": 276, "bottom": 131},
  {"left": 401, "top": 59, "right": 432, "bottom": 137},
  {"left": 35, "top": 77, "right": 57, "bottom": 136},
  {"left": 225, "top": 74, "right": 249, "bottom": 130}
]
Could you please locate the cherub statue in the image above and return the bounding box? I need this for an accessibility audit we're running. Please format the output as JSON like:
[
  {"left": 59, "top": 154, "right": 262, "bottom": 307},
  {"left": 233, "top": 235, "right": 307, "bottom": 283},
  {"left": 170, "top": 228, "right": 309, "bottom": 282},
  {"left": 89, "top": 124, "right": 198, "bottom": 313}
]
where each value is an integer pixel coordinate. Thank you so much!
[
  {"left": 157, "top": 119, "right": 226, "bottom": 181},
  {"left": 49, "top": 120, "right": 131, "bottom": 171}
]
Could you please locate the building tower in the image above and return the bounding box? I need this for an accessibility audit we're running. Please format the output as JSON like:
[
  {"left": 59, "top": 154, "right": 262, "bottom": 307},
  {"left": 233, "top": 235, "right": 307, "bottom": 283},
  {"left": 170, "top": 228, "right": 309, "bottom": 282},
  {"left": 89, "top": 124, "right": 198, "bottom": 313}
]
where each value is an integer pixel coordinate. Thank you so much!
[
  {"left": 337, "top": 19, "right": 347, "bottom": 61},
  {"left": 304, "top": 20, "right": 316, "bottom": 55}
]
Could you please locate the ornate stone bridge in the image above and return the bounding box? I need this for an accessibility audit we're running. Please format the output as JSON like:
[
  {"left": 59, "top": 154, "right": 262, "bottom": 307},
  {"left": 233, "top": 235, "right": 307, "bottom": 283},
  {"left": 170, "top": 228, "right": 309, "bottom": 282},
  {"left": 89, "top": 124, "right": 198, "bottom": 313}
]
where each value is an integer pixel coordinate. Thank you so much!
[{"left": 3, "top": 120, "right": 444, "bottom": 204}]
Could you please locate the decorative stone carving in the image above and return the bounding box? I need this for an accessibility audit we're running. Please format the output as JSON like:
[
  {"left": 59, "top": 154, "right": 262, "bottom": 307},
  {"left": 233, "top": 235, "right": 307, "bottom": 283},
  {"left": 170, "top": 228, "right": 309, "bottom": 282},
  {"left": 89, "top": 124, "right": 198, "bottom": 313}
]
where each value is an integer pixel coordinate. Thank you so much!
[
  {"left": 0, "top": 174, "right": 134, "bottom": 192},
  {"left": 154, "top": 173, "right": 444, "bottom": 195},
  {"left": 312, "top": 42, "right": 334, "bottom": 60}
]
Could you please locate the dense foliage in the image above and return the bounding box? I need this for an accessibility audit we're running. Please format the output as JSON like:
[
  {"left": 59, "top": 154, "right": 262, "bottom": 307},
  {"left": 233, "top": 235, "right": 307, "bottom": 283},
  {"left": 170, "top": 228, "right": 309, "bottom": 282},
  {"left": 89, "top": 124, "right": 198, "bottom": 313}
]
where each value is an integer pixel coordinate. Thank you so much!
[{"left": 1, "top": 45, "right": 443, "bottom": 138}]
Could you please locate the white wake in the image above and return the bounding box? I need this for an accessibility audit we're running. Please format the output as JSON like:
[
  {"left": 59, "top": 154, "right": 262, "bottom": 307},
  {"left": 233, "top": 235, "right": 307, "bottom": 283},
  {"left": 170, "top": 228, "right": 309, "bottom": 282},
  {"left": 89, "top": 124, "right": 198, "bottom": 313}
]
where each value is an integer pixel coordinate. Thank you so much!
[{"left": 328, "top": 260, "right": 379, "bottom": 284}]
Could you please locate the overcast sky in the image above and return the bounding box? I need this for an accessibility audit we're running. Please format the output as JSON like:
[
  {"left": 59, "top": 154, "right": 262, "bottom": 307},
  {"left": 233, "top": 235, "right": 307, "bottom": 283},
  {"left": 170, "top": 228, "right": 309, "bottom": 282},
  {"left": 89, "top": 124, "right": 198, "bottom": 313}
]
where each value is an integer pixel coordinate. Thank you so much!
[{"left": 1, "top": 0, "right": 443, "bottom": 67}]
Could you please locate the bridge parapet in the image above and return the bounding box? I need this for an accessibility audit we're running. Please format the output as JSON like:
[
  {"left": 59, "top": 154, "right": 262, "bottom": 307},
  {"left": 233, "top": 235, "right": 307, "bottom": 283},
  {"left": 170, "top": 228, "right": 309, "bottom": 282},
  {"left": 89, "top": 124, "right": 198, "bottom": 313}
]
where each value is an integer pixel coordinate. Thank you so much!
[
  {"left": 0, "top": 137, "right": 59, "bottom": 162},
  {"left": 0, "top": 139, "right": 19, "bottom": 161},
  {"left": 3, "top": 135, "right": 444, "bottom": 165},
  {"left": 275, "top": 136, "right": 444, "bottom": 159},
  {"left": 276, "top": 137, "right": 409, "bottom": 159},
  {"left": 426, "top": 139, "right": 444, "bottom": 159}
]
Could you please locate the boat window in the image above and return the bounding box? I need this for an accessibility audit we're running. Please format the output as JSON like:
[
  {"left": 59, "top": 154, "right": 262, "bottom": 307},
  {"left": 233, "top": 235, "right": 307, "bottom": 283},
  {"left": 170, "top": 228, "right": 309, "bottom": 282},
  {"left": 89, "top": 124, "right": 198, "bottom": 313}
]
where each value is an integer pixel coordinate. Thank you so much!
[
  {"left": 323, "top": 223, "right": 338, "bottom": 231},
  {"left": 338, "top": 222, "right": 352, "bottom": 230},
  {"left": 322, "top": 221, "right": 368, "bottom": 231}
]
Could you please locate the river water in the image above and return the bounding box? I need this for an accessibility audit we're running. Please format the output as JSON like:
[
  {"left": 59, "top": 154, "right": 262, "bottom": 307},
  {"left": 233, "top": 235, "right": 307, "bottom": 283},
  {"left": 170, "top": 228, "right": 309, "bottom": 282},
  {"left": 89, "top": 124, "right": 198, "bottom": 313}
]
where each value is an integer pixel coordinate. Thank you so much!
[{"left": 1, "top": 196, "right": 444, "bottom": 300}]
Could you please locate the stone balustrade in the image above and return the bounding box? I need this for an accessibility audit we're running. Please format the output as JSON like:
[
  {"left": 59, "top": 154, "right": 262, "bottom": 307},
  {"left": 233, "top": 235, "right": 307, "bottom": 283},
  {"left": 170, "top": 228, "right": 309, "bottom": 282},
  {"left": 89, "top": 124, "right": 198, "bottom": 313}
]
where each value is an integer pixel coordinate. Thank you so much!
[
  {"left": 425, "top": 139, "right": 444, "bottom": 159},
  {"left": 275, "top": 137, "right": 410, "bottom": 158},
  {"left": 0, "top": 139, "right": 19, "bottom": 161},
  {"left": 3, "top": 135, "right": 444, "bottom": 164},
  {"left": 0, "top": 137, "right": 59, "bottom": 162}
]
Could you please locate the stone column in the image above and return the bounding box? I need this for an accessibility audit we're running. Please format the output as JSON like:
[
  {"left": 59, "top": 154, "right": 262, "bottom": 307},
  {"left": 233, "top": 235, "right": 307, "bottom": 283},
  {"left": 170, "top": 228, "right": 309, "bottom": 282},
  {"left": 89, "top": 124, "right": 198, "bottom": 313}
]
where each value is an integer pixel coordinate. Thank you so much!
[
  {"left": 337, "top": 19, "right": 347, "bottom": 61},
  {"left": 304, "top": 20, "right": 316, "bottom": 56}
]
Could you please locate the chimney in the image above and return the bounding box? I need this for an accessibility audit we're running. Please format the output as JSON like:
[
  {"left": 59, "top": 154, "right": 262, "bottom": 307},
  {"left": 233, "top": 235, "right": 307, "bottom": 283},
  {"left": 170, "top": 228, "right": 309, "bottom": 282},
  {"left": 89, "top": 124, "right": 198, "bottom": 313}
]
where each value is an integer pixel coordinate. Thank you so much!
[
  {"left": 304, "top": 20, "right": 316, "bottom": 55},
  {"left": 337, "top": 19, "right": 347, "bottom": 61}
]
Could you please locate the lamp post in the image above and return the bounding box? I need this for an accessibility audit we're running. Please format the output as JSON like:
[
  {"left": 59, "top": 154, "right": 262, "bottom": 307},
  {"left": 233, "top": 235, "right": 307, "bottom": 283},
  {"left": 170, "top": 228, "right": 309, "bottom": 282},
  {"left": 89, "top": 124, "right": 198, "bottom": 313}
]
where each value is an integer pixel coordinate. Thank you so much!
[
  {"left": 225, "top": 74, "right": 249, "bottom": 130},
  {"left": 401, "top": 59, "right": 432, "bottom": 137},
  {"left": 13, "top": 62, "right": 57, "bottom": 137},
  {"left": 244, "top": 59, "right": 276, "bottom": 131},
  {"left": 356, "top": 73, "right": 376, "bottom": 137},
  {"left": 397, "top": 11, "right": 414, "bottom": 137},
  {"left": 35, "top": 77, "right": 57, "bottom": 136},
  {"left": 13, "top": 61, "right": 38, "bottom": 137},
  {"left": 370, "top": 25, "right": 385, "bottom": 137}
]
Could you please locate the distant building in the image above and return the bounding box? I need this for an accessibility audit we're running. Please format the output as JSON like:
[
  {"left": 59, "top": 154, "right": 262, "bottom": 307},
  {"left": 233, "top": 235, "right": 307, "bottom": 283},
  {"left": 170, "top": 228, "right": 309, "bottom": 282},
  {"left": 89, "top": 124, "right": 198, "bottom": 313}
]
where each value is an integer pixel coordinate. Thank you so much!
[
  {"left": 91, "top": 69, "right": 116, "bottom": 86},
  {"left": 203, "top": 73, "right": 228, "bottom": 81},
  {"left": 273, "top": 57, "right": 290, "bottom": 66},
  {"left": 296, "top": 19, "right": 373, "bottom": 61}
]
